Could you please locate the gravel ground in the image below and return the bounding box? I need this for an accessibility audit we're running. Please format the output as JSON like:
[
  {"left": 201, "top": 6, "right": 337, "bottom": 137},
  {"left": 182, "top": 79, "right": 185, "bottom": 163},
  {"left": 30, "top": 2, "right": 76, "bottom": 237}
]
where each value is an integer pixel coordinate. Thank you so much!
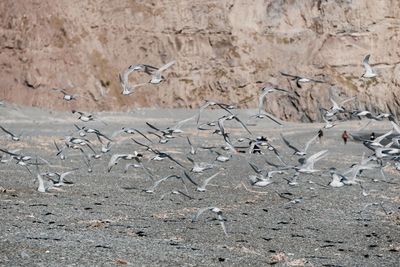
[{"left": 0, "top": 106, "right": 399, "bottom": 266}]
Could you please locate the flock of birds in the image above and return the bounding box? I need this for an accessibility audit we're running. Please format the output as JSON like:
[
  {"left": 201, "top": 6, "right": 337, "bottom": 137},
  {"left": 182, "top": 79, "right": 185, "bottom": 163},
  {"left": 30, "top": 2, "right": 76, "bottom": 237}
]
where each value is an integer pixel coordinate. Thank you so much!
[{"left": 0, "top": 53, "right": 399, "bottom": 236}]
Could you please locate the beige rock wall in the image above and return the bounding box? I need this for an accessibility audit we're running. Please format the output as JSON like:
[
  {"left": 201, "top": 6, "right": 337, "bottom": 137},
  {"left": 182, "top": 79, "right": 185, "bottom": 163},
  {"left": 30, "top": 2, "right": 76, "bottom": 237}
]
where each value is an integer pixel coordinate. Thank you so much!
[{"left": 1, "top": 0, "right": 400, "bottom": 121}]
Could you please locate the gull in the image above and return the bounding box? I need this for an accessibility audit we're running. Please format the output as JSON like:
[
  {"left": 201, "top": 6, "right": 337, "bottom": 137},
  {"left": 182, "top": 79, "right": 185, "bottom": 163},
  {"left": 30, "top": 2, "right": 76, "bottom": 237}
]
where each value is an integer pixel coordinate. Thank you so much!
[
  {"left": 192, "top": 207, "right": 228, "bottom": 236},
  {"left": 295, "top": 150, "right": 329, "bottom": 174},
  {"left": 36, "top": 172, "right": 53, "bottom": 193},
  {"left": 132, "top": 139, "right": 185, "bottom": 168},
  {"left": 322, "top": 116, "right": 336, "bottom": 129},
  {"left": 149, "top": 60, "right": 176, "bottom": 84},
  {"left": 362, "top": 129, "right": 393, "bottom": 150},
  {"left": 1, "top": 149, "right": 20, "bottom": 164},
  {"left": 72, "top": 110, "right": 94, "bottom": 122},
  {"left": 196, "top": 100, "right": 233, "bottom": 128},
  {"left": 213, "top": 150, "right": 231, "bottom": 162},
  {"left": 280, "top": 133, "right": 319, "bottom": 156},
  {"left": 247, "top": 162, "right": 286, "bottom": 187},
  {"left": 168, "top": 115, "right": 197, "bottom": 133},
  {"left": 145, "top": 122, "right": 175, "bottom": 139},
  {"left": 249, "top": 111, "right": 283, "bottom": 126},
  {"left": 0, "top": 125, "right": 21, "bottom": 141},
  {"left": 107, "top": 152, "right": 143, "bottom": 172},
  {"left": 147, "top": 131, "right": 169, "bottom": 144},
  {"left": 121, "top": 81, "right": 148, "bottom": 95},
  {"left": 186, "top": 136, "right": 196, "bottom": 155},
  {"left": 54, "top": 140, "right": 66, "bottom": 160},
  {"left": 52, "top": 88, "right": 80, "bottom": 101},
  {"left": 77, "top": 125, "right": 112, "bottom": 142},
  {"left": 351, "top": 110, "right": 378, "bottom": 120},
  {"left": 101, "top": 141, "right": 112, "bottom": 153},
  {"left": 325, "top": 96, "right": 356, "bottom": 118},
  {"left": 187, "top": 157, "right": 213, "bottom": 173},
  {"left": 119, "top": 64, "right": 157, "bottom": 94},
  {"left": 123, "top": 161, "right": 153, "bottom": 180},
  {"left": 144, "top": 174, "right": 182, "bottom": 193},
  {"left": 280, "top": 71, "right": 325, "bottom": 88},
  {"left": 0, "top": 148, "right": 33, "bottom": 166},
  {"left": 218, "top": 114, "right": 252, "bottom": 136},
  {"left": 389, "top": 118, "right": 400, "bottom": 134},
  {"left": 362, "top": 54, "right": 377, "bottom": 78},
  {"left": 257, "top": 86, "right": 291, "bottom": 115},
  {"left": 184, "top": 171, "right": 222, "bottom": 192},
  {"left": 328, "top": 167, "right": 348, "bottom": 187},
  {"left": 43, "top": 168, "right": 78, "bottom": 187},
  {"left": 159, "top": 190, "right": 194, "bottom": 201},
  {"left": 33, "top": 160, "right": 55, "bottom": 193},
  {"left": 342, "top": 154, "right": 381, "bottom": 184}
]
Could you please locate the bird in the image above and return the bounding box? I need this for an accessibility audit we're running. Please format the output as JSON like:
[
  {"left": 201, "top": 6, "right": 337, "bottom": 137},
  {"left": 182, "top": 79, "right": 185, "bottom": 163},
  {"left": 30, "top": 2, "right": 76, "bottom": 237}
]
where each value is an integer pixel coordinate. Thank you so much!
[
  {"left": 279, "top": 72, "right": 325, "bottom": 88},
  {"left": 52, "top": 88, "right": 80, "bottom": 101},
  {"left": 72, "top": 110, "right": 94, "bottom": 122},
  {"left": 149, "top": 61, "right": 176, "bottom": 84},
  {"left": 132, "top": 139, "right": 186, "bottom": 168},
  {"left": 328, "top": 167, "right": 348, "bottom": 187},
  {"left": 184, "top": 170, "right": 222, "bottom": 192},
  {"left": 107, "top": 152, "right": 143, "bottom": 172},
  {"left": 192, "top": 207, "right": 228, "bottom": 236},
  {"left": 187, "top": 157, "right": 213, "bottom": 173},
  {"left": 119, "top": 64, "right": 158, "bottom": 94},
  {"left": 280, "top": 133, "right": 319, "bottom": 156},
  {"left": 43, "top": 169, "right": 78, "bottom": 187},
  {"left": 257, "top": 86, "right": 291, "bottom": 115},
  {"left": 295, "top": 150, "right": 329, "bottom": 174},
  {"left": 186, "top": 136, "right": 197, "bottom": 155},
  {"left": 247, "top": 161, "right": 287, "bottom": 187},
  {"left": 196, "top": 100, "right": 233, "bottom": 128},
  {"left": 362, "top": 54, "right": 377, "bottom": 78},
  {"left": 144, "top": 174, "right": 183, "bottom": 193},
  {"left": 0, "top": 125, "right": 21, "bottom": 141}
]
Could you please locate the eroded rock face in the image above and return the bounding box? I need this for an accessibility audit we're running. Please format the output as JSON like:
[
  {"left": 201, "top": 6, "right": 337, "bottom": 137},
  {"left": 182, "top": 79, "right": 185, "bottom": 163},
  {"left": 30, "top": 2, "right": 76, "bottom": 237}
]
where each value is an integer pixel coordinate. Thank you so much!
[{"left": 1, "top": 0, "right": 399, "bottom": 121}]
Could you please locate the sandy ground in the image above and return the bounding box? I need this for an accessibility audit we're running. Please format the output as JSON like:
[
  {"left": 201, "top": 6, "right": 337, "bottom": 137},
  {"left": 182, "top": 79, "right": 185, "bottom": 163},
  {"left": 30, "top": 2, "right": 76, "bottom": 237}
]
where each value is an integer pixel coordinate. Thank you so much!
[{"left": 0, "top": 106, "right": 399, "bottom": 266}]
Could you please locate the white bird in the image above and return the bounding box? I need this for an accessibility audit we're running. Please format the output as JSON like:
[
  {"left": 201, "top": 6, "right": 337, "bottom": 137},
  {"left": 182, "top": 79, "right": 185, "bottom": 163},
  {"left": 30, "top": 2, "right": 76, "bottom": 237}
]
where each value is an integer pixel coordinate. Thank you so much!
[
  {"left": 144, "top": 174, "right": 182, "bottom": 193},
  {"left": 296, "top": 150, "right": 329, "bottom": 174},
  {"left": 0, "top": 125, "right": 21, "bottom": 141},
  {"left": 362, "top": 54, "right": 377, "bottom": 78},
  {"left": 323, "top": 116, "right": 336, "bottom": 129},
  {"left": 149, "top": 61, "right": 176, "bottom": 84},
  {"left": 192, "top": 207, "right": 228, "bottom": 236},
  {"left": 107, "top": 152, "right": 143, "bottom": 172},
  {"left": 52, "top": 88, "right": 80, "bottom": 101},
  {"left": 187, "top": 157, "right": 213, "bottom": 173},
  {"left": 328, "top": 167, "right": 348, "bottom": 187},
  {"left": 280, "top": 133, "right": 319, "bottom": 156},
  {"left": 184, "top": 171, "right": 222, "bottom": 192},
  {"left": 257, "top": 86, "right": 290, "bottom": 115},
  {"left": 280, "top": 72, "right": 325, "bottom": 88}
]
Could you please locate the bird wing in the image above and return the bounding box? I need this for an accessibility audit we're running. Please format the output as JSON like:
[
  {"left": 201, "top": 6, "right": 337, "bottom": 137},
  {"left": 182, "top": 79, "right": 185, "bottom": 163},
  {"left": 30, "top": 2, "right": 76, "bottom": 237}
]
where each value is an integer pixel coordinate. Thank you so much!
[
  {"left": 192, "top": 207, "right": 213, "bottom": 222},
  {"left": 107, "top": 154, "right": 124, "bottom": 172},
  {"left": 304, "top": 150, "right": 328, "bottom": 169},
  {"left": 304, "top": 134, "right": 319, "bottom": 153},
  {"left": 201, "top": 171, "right": 221, "bottom": 189},
  {"left": 339, "top": 96, "right": 356, "bottom": 106},
  {"left": 280, "top": 134, "right": 300, "bottom": 153},
  {"left": 248, "top": 161, "right": 262, "bottom": 174},
  {"left": 157, "top": 60, "right": 176, "bottom": 73},
  {"left": 362, "top": 54, "right": 374, "bottom": 73},
  {"left": 279, "top": 72, "right": 298, "bottom": 79},
  {"left": 0, "top": 125, "right": 15, "bottom": 137},
  {"left": 183, "top": 171, "right": 198, "bottom": 186},
  {"left": 232, "top": 116, "right": 252, "bottom": 135}
]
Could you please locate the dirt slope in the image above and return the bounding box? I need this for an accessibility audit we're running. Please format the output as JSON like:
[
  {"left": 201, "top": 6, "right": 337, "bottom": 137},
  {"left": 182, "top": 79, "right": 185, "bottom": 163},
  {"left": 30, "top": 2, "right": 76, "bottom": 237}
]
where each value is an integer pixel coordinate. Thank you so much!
[{"left": 1, "top": 0, "right": 400, "bottom": 121}]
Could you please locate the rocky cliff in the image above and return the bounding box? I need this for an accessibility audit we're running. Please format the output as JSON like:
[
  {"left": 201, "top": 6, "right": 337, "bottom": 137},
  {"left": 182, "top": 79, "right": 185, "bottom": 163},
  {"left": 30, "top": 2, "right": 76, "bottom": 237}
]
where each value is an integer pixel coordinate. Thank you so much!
[{"left": 1, "top": 0, "right": 400, "bottom": 121}]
